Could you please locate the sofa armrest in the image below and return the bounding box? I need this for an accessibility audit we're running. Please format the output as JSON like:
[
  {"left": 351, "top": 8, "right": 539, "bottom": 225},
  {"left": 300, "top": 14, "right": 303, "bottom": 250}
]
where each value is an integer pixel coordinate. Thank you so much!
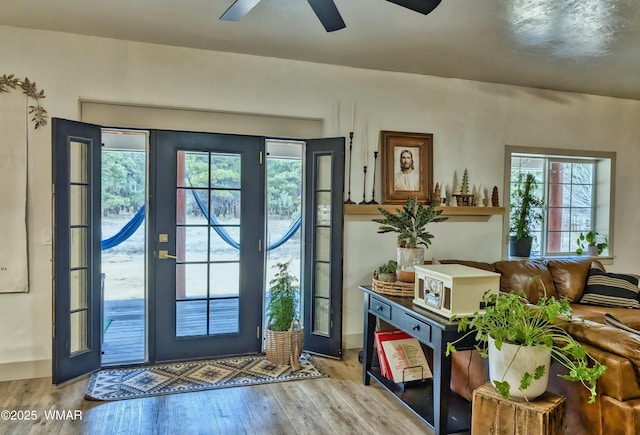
[{"left": 562, "top": 319, "right": 640, "bottom": 377}]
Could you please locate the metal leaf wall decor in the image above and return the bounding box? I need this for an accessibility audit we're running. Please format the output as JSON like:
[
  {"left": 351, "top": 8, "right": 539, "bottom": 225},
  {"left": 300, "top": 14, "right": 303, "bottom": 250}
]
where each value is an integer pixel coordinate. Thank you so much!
[{"left": 0, "top": 74, "right": 48, "bottom": 129}]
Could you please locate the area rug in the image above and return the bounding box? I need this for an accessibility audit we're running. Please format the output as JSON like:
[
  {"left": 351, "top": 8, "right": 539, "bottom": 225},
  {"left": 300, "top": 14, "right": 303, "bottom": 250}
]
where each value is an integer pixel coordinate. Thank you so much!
[{"left": 85, "top": 353, "right": 326, "bottom": 401}]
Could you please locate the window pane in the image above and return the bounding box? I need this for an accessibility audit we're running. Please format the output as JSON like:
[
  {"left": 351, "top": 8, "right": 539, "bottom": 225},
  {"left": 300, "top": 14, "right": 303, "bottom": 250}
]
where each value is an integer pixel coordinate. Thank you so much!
[{"left": 511, "top": 152, "right": 604, "bottom": 256}]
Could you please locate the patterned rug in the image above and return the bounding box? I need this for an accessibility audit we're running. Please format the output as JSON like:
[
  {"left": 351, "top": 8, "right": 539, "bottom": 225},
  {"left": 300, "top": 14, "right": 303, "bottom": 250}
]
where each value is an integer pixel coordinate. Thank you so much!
[{"left": 85, "top": 353, "right": 326, "bottom": 401}]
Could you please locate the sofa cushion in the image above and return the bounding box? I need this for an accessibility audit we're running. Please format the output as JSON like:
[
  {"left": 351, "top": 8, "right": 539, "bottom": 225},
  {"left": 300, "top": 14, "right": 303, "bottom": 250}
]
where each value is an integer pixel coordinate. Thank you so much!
[
  {"left": 492, "top": 260, "right": 556, "bottom": 303},
  {"left": 580, "top": 269, "right": 640, "bottom": 308},
  {"left": 546, "top": 258, "right": 594, "bottom": 302}
]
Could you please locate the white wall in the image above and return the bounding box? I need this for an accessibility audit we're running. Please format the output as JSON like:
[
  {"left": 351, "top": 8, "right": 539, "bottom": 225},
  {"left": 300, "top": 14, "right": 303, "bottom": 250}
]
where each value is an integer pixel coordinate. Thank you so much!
[{"left": 1, "top": 25, "right": 639, "bottom": 379}]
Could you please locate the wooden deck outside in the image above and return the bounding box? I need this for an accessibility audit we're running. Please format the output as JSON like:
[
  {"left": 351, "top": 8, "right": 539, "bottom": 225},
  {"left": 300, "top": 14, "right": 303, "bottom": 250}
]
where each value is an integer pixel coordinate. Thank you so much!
[{"left": 102, "top": 298, "right": 241, "bottom": 366}]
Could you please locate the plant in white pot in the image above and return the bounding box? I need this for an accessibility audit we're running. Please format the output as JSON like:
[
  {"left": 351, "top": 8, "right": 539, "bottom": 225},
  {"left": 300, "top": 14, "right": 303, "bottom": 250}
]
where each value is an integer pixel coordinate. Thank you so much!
[
  {"left": 265, "top": 261, "right": 303, "bottom": 370},
  {"left": 446, "top": 283, "right": 606, "bottom": 402},
  {"left": 509, "top": 173, "right": 544, "bottom": 258},
  {"left": 575, "top": 230, "right": 608, "bottom": 256},
  {"left": 373, "top": 197, "right": 448, "bottom": 282}
]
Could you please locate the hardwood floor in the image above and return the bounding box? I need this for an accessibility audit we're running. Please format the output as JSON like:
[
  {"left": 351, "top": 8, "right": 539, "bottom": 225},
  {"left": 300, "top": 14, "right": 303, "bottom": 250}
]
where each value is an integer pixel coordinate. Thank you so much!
[{"left": 0, "top": 350, "right": 434, "bottom": 435}]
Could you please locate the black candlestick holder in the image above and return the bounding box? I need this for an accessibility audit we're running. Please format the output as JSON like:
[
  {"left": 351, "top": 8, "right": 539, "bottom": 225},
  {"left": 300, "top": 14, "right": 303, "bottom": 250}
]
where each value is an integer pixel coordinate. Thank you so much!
[
  {"left": 367, "top": 151, "right": 379, "bottom": 205},
  {"left": 344, "top": 132, "right": 355, "bottom": 204},
  {"left": 359, "top": 165, "right": 368, "bottom": 204}
]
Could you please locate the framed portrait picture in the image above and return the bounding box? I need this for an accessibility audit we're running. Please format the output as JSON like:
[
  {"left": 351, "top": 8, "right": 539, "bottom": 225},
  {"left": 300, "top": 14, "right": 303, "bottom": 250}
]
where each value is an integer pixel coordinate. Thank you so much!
[{"left": 380, "top": 130, "right": 433, "bottom": 204}]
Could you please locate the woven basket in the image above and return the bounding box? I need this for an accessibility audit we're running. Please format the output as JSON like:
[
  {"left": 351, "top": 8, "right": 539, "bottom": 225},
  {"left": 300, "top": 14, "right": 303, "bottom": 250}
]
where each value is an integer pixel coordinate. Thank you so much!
[
  {"left": 265, "top": 323, "right": 304, "bottom": 370},
  {"left": 372, "top": 277, "right": 414, "bottom": 297}
]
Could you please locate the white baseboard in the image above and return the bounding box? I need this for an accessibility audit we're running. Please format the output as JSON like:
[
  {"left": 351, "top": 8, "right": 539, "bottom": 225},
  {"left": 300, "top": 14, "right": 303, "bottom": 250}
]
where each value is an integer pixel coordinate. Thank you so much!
[
  {"left": 343, "top": 333, "right": 363, "bottom": 350},
  {"left": 0, "top": 359, "right": 51, "bottom": 382}
]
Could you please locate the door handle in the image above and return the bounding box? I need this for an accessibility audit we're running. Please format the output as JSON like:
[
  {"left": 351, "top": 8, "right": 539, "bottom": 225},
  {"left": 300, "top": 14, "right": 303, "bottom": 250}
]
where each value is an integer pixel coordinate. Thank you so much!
[{"left": 158, "top": 250, "right": 177, "bottom": 260}]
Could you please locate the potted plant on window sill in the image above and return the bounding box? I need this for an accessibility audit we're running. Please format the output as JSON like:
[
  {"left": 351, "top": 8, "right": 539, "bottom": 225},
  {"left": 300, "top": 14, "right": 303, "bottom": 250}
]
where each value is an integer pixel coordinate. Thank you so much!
[
  {"left": 265, "top": 261, "right": 303, "bottom": 370},
  {"left": 373, "top": 196, "right": 448, "bottom": 282},
  {"left": 576, "top": 230, "right": 608, "bottom": 256},
  {"left": 446, "top": 283, "right": 606, "bottom": 403},
  {"left": 509, "top": 173, "right": 544, "bottom": 258}
]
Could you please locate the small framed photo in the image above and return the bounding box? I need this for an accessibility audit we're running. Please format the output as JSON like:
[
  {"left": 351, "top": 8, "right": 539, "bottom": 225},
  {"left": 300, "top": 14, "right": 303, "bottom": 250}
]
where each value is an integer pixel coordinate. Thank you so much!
[{"left": 380, "top": 131, "right": 433, "bottom": 204}]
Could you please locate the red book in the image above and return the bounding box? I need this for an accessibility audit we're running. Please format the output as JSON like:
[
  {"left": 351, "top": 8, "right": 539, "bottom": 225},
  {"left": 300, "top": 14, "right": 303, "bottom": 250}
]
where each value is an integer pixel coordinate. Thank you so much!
[{"left": 374, "top": 330, "right": 412, "bottom": 380}]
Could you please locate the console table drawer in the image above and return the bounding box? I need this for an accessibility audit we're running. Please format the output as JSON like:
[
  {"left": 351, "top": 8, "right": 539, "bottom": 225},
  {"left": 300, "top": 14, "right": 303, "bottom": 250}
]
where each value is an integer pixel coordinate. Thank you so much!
[
  {"left": 369, "top": 295, "right": 392, "bottom": 322},
  {"left": 403, "top": 313, "right": 432, "bottom": 344}
]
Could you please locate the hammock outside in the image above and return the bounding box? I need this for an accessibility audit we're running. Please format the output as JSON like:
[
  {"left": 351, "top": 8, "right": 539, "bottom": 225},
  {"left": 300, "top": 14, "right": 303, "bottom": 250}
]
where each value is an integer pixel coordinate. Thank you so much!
[{"left": 101, "top": 197, "right": 300, "bottom": 251}]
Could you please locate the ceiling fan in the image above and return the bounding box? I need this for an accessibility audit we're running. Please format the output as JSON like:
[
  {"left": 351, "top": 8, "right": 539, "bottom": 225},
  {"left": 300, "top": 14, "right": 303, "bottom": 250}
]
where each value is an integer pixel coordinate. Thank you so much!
[{"left": 220, "top": 0, "right": 442, "bottom": 33}]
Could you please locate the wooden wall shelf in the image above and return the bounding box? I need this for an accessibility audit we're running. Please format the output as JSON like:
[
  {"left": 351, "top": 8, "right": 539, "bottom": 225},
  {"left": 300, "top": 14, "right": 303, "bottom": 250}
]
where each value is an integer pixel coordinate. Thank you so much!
[{"left": 344, "top": 204, "right": 505, "bottom": 218}]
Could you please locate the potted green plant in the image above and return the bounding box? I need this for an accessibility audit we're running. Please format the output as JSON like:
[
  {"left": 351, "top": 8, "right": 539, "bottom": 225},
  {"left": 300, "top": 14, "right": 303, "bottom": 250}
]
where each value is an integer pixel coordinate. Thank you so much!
[
  {"left": 576, "top": 231, "right": 608, "bottom": 256},
  {"left": 375, "top": 260, "right": 397, "bottom": 283},
  {"left": 509, "top": 173, "right": 544, "bottom": 257},
  {"left": 373, "top": 197, "right": 448, "bottom": 278},
  {"left": 265, "top": 261, "right": 303, "bottom": 369},
  {"left": 446, "top": 284, "right": 606, "bottom": 402}
]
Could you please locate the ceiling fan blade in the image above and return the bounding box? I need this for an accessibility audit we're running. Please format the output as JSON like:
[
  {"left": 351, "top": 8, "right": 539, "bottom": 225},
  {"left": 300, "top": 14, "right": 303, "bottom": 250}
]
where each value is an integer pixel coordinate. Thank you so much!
[
  {"left": 306, "top": 0, "right": 346, "bottom": 32},
  {"left": 386, "top": 0, "right": 442, "bottom": 15},
  {"left": 220, "top": 0, "right": 262, "bottom": 21}
]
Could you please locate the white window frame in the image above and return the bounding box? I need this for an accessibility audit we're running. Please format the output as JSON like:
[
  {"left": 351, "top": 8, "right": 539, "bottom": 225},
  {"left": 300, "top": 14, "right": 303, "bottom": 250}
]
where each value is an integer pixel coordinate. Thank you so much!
[{"left": 504, "top": 146, "right": 615, "bottom": 261}]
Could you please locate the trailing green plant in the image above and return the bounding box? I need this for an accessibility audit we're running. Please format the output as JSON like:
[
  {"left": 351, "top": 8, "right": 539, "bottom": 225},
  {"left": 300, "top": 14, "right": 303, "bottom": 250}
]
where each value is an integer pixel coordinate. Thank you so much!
[
  {"left": 446, "top": 280, "right": 606, "bottom": 403},
  {"left": 509, "top": 173, "right": 544, "bottom": 241},
  {"left": 576, "top": 231, "right": 608, "bottom": 255},
  {"left": 377, "top": 260, "right": 397, "bottom": 274},
  {"left": 373, "top": 197, "right": 448, "bottom": 248},
  {"left": 267, "top": 261, "right": 300, "bottom": 332}
]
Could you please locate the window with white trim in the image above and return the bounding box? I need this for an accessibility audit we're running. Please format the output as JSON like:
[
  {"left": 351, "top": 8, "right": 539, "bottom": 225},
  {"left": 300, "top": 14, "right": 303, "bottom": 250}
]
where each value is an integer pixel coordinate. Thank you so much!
[{"left": 506, "top": 146, "right": 615, "bottom": 258}]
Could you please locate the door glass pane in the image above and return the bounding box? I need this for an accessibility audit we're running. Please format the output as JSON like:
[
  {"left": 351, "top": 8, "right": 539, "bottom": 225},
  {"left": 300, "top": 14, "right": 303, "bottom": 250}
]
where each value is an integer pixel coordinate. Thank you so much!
[
  {"left": 210, "top": 299, "right": 239, "bottom": 334},
  {"left": 70, "top": 185, "right": 87, "bottom": 226},
  {"left": 70, "top": 310, "right": 88, "bottom": 353},
  {"left": 316, "top": 191, "right": 331, "bottom": 225},
  {"left": 315, "top": 227, "right": 330, "bottom": 261},
  {"left": 177, "top": 188, "right": 207, "bottom": 225},
  {"left": 177, "top": 263, "right": 208, "bottom": 299},
  {"left": 211, "top": 190, "right": 241, "bottom": 219},
  {"left": 69, "top": 140, "right": 87, "bottom": 183},
  {"left": 183, "top": 226, "right": 208, "bottom": 262},
  {"left": 70, "top": 228, "right": 88, "bottom": 268},
  {"left": 179, "top": 152, "right": 208, "bottom": 188},
  {"left": 209, "top": 263, "right": 239, "bottom": 296},
  {"left": 211, "top": 154, "right": 241, "bottom": 189},
  {"left": 210, "top": 227, "right": 240, "bottom": 261},
  {"left": 314, "top": 262, "right": 330, "bottom": 298},
  {"left": 176, "top": 300, "right": 207, "bottom": 337},
  {"left": 316, "top": 155, "right": 332, "bottom": 190},
  {"left": 70, "top": 269, "right": 87, "bottom": 311},
  {"left": 313, "top": 298, "right": 329, "bottom": 336}
]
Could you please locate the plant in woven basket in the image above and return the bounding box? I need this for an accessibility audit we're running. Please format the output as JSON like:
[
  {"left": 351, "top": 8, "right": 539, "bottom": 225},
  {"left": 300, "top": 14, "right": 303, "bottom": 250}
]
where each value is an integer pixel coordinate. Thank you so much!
[{"left": 266, "top": 261, "right": 303, "bottom": 368}]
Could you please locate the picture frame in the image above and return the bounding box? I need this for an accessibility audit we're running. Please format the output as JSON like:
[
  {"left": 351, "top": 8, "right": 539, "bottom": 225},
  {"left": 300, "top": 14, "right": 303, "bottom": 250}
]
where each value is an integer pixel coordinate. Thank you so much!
[{"left": 380, "top": 130, "right": 433, "bottom": 204}]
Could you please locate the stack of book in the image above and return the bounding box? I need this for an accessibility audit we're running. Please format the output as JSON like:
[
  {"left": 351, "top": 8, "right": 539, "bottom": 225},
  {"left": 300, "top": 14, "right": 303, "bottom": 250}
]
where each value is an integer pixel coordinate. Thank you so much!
[{"left": 374, "top": 329, "right": 432, "bottom": 383}]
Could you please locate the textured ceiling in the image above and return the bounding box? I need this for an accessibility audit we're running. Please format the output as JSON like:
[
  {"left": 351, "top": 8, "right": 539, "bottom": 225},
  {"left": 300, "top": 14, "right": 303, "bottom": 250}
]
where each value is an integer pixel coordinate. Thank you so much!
[{"left": 2, "top": 0, "right": 640, "bottom": 100}]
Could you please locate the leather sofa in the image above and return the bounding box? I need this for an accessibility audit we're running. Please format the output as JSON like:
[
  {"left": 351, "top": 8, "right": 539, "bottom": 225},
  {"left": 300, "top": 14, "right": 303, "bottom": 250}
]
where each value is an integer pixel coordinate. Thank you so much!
[{"left": 443, "top": 258, "right": 640, "bottom": 435}]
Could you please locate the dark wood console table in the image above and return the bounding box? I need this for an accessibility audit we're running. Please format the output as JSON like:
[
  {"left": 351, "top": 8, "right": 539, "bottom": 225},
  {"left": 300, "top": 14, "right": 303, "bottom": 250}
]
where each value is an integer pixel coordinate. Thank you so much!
[{"left": 359, "top": 285, "right": 477, "bottom": 435}]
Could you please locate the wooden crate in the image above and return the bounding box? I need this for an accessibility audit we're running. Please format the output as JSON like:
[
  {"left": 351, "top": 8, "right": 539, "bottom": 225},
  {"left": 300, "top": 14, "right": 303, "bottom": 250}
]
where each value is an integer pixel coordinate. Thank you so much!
[{"left": 472, "top": 382, "right": 566, "bottom": 435}]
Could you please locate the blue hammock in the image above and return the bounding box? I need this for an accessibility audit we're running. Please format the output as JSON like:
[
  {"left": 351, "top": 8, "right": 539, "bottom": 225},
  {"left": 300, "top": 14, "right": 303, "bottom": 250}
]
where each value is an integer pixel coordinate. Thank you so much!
[
  {"left": 101, "top": 205, "right": 145, "bottom": 250},
  {"left": 101, "top": 200, "right": 301, "bottom": 251},
  {"left": 189, "top": 190, "right": 301, "bottom": 250}
]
